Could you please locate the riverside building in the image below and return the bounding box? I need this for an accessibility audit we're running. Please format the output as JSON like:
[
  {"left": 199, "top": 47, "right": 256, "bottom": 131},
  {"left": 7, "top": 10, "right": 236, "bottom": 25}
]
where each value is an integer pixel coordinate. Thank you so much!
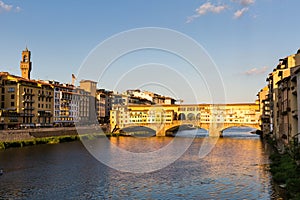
[
  {"left": 258, "top": 49, "right": 300, "bottom": 151},
  {"left": 0, "top": 48, "right": 54, "bottom": 129},
  {"left": 0, "top": 48, "right": 94, "bottom": 129}
]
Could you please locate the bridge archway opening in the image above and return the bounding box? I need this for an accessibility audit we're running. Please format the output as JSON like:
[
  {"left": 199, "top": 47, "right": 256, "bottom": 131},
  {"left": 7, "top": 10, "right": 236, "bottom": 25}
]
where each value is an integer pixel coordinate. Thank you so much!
[
  {"left": 120, "top": 126, "right": 156, "bottom": 137},
  {"left": 220, "top": 126, "right": 259, "bottom": 137},
  {"left": 166, "top": 125, "right": 208, "bottom": 137}
]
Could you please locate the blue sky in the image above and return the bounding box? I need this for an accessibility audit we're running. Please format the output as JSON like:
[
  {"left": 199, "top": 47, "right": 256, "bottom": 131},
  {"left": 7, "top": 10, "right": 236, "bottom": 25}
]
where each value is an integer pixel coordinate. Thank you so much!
[{"left": 0, "top": 0, "right": 299, "bottom": 103}]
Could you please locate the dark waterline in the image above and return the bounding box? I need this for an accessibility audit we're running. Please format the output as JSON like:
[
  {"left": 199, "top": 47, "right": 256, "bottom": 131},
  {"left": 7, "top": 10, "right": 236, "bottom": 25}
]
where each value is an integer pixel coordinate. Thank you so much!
[{"left": 0, "top": 130, "right": 276, "bottom": 199}]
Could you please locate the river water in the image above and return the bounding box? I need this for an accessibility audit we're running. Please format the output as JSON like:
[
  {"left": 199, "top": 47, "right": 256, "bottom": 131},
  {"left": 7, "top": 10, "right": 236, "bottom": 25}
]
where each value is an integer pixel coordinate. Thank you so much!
[{"left": 0, "top": 129, "right": 278, "bottom": 199}]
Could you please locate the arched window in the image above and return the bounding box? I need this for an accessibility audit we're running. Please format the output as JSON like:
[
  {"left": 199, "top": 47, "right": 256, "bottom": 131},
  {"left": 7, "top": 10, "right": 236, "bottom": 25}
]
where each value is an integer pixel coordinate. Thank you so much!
[
  {"left": 23, "top": 55, "right": 28, "bottom": 62},
  {"left": 178, "top": 113, "right": 186, "bottom": 120},
  {"left": 187, "top": 113, "right": 195, "bottom": 121}
]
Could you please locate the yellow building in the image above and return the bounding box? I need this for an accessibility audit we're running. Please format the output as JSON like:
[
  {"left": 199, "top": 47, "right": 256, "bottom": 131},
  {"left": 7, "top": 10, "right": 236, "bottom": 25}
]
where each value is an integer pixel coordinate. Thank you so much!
[
  {"left": 257, "top": 86, "right": 270, "bottom": 135},
  {"left": 0, "top": 48, "right": 54, "bottom": 129},
  {"left": 0, "top": 72, "right": 54, "bottom": 129},
  {"left": 110, "top": 103, "right": 260, "bottom": 133}
]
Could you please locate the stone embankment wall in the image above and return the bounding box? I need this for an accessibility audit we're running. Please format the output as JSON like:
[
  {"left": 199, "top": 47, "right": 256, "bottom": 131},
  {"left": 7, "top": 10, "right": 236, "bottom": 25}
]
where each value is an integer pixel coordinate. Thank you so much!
[{"left": 0, "top": 126, "right": 107, "bottom": 142}]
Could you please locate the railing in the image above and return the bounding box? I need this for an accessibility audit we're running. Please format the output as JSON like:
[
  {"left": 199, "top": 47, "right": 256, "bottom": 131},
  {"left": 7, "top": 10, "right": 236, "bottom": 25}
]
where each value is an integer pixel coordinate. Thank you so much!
[
  {"left": 22, "top": 99, "right": 35, "bottom": 103},
  {"left": 22, "top": 92, "right": 35, "bottom": 96},
  {"left": 19, "top": 113, "right": 34, "bottom": 117},
  {"left": 22, "top": 106, "right": 34, "bottom": 110}
]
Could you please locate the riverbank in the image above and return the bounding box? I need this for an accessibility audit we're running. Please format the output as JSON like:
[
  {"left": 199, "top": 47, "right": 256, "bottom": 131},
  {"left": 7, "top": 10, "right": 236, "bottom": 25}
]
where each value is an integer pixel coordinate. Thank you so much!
[
  {"left": 0, "top": 135, "right": 80, "bottom": 149},
  {"left": 0, "top": 133, "right": 111, "bottom": 150},
  {"left": 0, "top": 126, "right": 160, "bottom": 150},
  {"left": 0, "top": 125, "right": 113, "bottom": 141},
  {"left": 265, "top": 136, "right": 300, "bottom": 199},
  {"left": 0, "top": 126, "right": 116, "bottom": 150}
]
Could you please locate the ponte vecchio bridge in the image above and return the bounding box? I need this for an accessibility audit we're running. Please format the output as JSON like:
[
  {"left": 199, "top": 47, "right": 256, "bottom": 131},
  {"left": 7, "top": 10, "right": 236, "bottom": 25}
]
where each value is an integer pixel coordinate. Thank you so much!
[{"left": 110, "top": 103, "right": 260, "bottom": 136}]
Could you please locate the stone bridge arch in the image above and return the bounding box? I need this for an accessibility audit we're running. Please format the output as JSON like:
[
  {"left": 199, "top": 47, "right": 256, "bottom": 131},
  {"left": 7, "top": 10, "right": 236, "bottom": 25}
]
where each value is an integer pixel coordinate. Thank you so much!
[
  {"left": 220, "top": 123, "right": 260, "bottom": 133},
  {"left": 113, "top": 122, "right": 260, "bottom": 137},
  {"left": 118, "top": 125, "right": 156, "bottom": 136}
]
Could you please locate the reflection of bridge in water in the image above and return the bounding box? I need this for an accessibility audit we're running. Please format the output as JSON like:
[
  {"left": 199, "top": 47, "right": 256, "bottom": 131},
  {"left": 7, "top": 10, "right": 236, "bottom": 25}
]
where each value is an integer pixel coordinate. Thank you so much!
[{"left": 110, "top": 103, "right": 260, "bottom": 136}]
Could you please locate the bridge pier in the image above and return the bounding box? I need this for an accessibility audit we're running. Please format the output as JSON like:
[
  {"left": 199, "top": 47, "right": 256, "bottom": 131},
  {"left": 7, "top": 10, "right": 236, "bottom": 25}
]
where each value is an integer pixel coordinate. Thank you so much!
[
  {"left": 156, "top": 129, "right": 166, "bottom": 137},
  {"left": 208, "top": 123, "right": 222, "bottom": 137}
]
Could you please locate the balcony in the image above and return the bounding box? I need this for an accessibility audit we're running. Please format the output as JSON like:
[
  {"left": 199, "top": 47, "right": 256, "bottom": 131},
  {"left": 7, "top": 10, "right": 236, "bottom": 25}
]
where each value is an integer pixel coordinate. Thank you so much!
[
  {"left": 46, "top": 94, "right": 53, "bottom": 98},
  {"left": 0, "top": 111, "right": 19, "bottom": 117},
  {"left": 22, "top": 99, "right": 35, "bottom": 103},
  {"left": 38, "top": 111, "right": 52, "bottom": 117},
  {"left": 22, "top": 106, "right": 34, "bottom": 110},
  {"left": 20, "top": 113, "right": 34, "bottom": 117},
  {"left": 22, "top": 92, "right": 35, "bottom": 96}
]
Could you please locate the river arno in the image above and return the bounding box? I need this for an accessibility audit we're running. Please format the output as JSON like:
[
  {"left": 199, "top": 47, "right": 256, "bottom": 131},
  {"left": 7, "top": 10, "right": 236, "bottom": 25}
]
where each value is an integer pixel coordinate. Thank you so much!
[{"left": 0, "top": 130, "right": 279, "bottom": 199}]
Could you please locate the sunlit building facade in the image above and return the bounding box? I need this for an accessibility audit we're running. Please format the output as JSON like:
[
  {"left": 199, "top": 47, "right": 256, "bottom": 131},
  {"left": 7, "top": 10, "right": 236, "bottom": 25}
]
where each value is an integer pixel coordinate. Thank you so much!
[{"left": 259, "top": 49, "right": 300, "bottom": 150}]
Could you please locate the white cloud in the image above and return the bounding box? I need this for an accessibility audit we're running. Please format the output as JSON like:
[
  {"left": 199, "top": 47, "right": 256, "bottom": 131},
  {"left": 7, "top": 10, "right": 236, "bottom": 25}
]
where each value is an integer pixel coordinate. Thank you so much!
[
  {"left": 0, "top": 1, "right": 12, "bottom": 12},
  {"left": 232, "top": 0, "right": 255, "bottom": 6},
  {"left": 240, "top": 0, "right": 255, "bottom": 6},
  {"left": 186, "top": 2, "right": 228, "bottom": 23},
  {"left": 186, "top": 0, "right": 257, "bottom": 23},
  {"left": 196, "top": 2, "right": 228, "bottom": 15},
  {"left": 243, "top": 66, "right": 268, "bottom": 75},
  {"left": 234, "top": 7, "right": 249, "bottom": 19},
  {"left": 15, "top": 6, "right": 21, "bottom": 13},
  {"left": 186, "top": 15, "right": 199, "bottom": 23},
  {"left": 0, "top": 1, "right": 21, "bottom": 13}
]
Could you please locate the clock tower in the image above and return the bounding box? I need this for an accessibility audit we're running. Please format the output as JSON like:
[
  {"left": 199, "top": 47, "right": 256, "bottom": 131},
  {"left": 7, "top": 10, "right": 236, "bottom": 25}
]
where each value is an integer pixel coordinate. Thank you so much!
[{"left": 20, "top": 47, "right": 32, "bottom": 79}]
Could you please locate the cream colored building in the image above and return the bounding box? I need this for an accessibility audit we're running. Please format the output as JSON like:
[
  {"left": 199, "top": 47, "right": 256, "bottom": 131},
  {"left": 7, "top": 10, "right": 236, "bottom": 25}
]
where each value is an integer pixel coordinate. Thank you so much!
[
  {"left": 110, "top": 103, "right": 260, "bottom": 132},
  {"left": 261, "top": 49, "right": 300, "bottom": 149},
  {"left": 291, "top": 65, "right": 300, "bottom": 144}
]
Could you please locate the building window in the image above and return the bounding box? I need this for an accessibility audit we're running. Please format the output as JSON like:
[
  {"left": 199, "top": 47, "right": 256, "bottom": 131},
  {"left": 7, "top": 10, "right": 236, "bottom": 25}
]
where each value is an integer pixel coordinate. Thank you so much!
[
  {"left": 11, "top": 102, "right": 14, "bottom": 107},
  {"left": 11, "top": 94, "right": 15, "bottom": 99},
  {"left": 1, "top": 95, "right": 4, "bottom": 101},
  {"left": 8, "top": 87, "right": 15, "bottom": 92}
]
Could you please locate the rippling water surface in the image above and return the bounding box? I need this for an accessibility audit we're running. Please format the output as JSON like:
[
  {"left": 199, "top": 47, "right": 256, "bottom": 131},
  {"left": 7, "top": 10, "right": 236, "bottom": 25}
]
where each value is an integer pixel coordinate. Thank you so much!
[{"left": 0, "top": 130, "right": 276, "bottom": 199}]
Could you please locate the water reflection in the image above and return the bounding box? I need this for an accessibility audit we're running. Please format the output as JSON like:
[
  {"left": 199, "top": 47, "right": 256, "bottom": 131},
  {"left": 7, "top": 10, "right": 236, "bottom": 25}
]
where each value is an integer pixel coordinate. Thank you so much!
[{"left": 0, "top": 130, "right": 275, "bottom": 199}]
